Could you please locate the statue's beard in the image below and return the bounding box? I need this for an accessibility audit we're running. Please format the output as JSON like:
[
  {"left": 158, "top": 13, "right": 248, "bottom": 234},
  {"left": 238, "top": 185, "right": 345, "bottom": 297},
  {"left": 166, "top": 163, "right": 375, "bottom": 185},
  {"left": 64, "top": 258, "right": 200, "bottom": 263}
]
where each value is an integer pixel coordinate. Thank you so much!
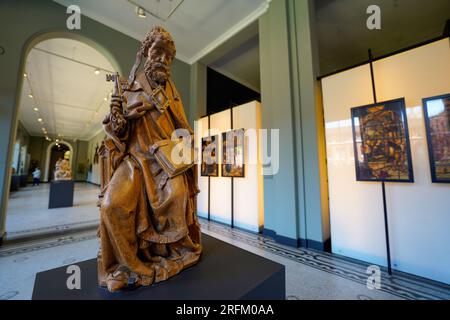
[{"left": 144, "top": 59, "right": 170, "bottom": 84}]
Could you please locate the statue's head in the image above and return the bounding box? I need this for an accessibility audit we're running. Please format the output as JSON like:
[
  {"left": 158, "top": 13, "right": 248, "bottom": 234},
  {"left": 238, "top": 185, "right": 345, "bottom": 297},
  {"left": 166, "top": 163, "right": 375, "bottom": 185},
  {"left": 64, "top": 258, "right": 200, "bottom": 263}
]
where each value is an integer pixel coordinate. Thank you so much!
[{"left": 140, "top": 26, "right": 176, "bottom": 84}]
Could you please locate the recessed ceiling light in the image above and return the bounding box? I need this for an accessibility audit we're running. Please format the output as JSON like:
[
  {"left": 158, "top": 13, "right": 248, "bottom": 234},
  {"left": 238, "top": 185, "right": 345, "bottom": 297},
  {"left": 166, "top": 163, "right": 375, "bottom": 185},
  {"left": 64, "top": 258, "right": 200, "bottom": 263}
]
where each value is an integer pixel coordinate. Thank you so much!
[
  {"left": 95, "top": 112, "right": 99, "bottom": 116},
  {"left": 94, "top": 69, "right": 101, "bottom": 75},
  {"left": 24, "top": 73, "right": 27, "bottom": 78},
  {"left": 28, "top": 94, "right": 33, "bottom": 98},
  {"left": 37, "top": 118, "right": 42, "bottom": 122},
  {"left": 104, "top": 97, "right": 108, "bottom": 101},
  {"left": 33, "top": 107, "right": 39, "bottom": 111},
  {"left": 136, "top": 6, "right": 146, "bottom": 18}
]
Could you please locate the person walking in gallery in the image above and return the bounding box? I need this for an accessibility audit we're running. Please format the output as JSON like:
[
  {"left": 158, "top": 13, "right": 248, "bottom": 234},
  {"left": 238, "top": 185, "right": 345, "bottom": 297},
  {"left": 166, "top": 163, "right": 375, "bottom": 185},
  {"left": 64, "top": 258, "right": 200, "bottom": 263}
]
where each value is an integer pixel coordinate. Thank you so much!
[
  {"left": 97, "top": 26, "right": 202, "bottom": 292},
  {"left": 32, "top": 167, "right": 41, "bottom": 186}
]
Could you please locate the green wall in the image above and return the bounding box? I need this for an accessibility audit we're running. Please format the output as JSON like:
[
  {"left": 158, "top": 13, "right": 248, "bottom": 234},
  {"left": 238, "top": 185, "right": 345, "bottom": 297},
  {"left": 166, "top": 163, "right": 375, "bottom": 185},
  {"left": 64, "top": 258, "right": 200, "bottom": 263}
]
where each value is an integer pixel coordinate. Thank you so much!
[
  {"left": 259, "top": 0, "right": 299, "bottom": 243},
  {"left": 0, "top": 0, "right": 192, "bottom": 241},
  {"left": 86, "top": 130, "right": 106, "bottom": 185},
  {"left": 73, "top": 140, "right": 89, "bottom": 181},
  {"left": 188, "top": 62, "right": 207, "bottom": 127},
  {"left": 259, "top": 0, "right": 330, "bottom": 249}
]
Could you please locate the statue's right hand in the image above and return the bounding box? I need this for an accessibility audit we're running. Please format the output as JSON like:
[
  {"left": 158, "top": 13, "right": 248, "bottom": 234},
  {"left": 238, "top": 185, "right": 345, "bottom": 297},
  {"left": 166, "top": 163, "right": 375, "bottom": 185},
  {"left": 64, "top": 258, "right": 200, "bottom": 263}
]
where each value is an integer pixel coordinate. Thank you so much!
[{"left": 110, "top": 95, "right": 123, "bottom": 109}]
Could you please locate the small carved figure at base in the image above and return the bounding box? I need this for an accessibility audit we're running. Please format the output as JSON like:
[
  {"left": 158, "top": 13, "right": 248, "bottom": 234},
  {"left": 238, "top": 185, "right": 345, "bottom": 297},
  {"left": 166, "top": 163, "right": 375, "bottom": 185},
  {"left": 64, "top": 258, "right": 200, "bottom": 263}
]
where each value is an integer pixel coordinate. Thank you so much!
[{"left": 54, "top": 158, "right": 72, "bottom": 181}]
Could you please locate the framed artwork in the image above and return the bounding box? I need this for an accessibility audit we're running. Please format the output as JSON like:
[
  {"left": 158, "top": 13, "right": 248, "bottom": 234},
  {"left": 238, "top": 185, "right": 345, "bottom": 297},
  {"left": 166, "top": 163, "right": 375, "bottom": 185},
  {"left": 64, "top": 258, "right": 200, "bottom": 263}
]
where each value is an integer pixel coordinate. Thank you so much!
[
  {"left": 351, "top": 98, "right": 414, "bottom": 182},
  {"left": 423, "top": 93, "right": 450, "bottom": 183},
  {"left": 222, "top": 129, "right": 245, "bottom": 178},
  {"left": 201, "top": 135, "right": 218, "bottom": 177}
]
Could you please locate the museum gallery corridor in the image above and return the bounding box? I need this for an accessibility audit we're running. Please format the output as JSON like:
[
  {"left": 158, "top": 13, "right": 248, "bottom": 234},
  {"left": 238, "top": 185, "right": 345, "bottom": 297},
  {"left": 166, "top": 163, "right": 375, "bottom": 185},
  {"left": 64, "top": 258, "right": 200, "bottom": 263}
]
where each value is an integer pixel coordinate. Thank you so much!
[{"left": 1, "top": 185, "right": 449, "bottom": 300}]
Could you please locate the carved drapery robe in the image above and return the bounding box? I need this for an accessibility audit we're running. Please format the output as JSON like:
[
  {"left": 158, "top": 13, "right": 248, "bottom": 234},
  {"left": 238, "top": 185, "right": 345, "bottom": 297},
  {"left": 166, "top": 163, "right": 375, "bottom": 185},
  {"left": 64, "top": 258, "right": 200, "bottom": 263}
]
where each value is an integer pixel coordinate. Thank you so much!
[{"left": 98, "top": 72, "right": 201, "bottom": 289}]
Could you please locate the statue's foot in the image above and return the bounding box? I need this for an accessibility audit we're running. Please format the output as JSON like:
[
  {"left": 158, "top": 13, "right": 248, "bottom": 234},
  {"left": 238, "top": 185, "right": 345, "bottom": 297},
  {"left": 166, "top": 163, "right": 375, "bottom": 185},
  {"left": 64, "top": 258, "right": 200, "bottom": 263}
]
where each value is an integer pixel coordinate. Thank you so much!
[
  {"left": 105, "top": 269, "right": 129, "bottom": 292},
  {"left": 106, "top": 278, "right": 127, "bottom": 292}
]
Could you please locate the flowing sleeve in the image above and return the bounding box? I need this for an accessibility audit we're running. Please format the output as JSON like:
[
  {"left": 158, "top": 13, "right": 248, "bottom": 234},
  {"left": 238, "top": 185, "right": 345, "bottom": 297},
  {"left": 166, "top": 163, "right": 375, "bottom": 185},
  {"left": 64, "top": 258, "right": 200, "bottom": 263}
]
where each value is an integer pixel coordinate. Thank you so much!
[{"left": 169, "top": 80, "right": 194, "bottom": 135}]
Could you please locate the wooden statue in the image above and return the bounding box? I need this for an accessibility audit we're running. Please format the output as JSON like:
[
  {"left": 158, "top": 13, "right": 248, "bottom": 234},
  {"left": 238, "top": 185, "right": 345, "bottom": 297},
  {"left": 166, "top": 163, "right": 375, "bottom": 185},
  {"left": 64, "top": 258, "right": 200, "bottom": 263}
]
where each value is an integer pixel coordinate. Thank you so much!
[
  {"left": 54, "top": 155, "right": 72, "bottom": 181},
  {"left": 97, "top": 26, "right": 202, "bottom": 292}
]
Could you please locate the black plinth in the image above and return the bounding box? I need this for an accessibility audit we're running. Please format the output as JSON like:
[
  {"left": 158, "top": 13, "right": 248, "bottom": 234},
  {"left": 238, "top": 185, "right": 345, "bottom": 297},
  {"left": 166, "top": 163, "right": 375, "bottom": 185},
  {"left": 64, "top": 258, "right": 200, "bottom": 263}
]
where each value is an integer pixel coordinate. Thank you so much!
[
  {"left": 32, "top": 234, "right": 285, "bottom": 300},
  {"left": 48, "top": 180, "right": 74, "bottom": 209},
  {"left": 10, "top": 175, "right": 20, "bottom": 192},
  {"left": 19, "top": 174, "right": 28, "bottom": 187}
]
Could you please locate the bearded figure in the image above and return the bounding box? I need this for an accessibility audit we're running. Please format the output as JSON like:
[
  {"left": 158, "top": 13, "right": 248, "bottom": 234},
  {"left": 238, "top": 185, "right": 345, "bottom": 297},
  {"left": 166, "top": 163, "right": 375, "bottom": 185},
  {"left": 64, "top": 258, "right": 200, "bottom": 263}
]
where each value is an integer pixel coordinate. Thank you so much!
[{"left": 97, "top": 26, "right": 202, "bottom": 292}]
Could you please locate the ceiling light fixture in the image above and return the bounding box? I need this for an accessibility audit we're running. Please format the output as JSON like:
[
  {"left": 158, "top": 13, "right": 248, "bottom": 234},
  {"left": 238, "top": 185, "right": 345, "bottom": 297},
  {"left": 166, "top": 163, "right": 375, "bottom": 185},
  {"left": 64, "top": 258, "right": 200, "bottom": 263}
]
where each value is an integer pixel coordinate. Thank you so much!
[
  {"left": 37, "top": 118, "right": 42, "bottom": 122},
  {"left": 128, "top": 0, "right": 184, "bottom": 21},
  {"left": 136, "top": 6, "right": 146, "bottom": 18},
  {"left": 94, "top": 69, "right": 101, "bottom": 75},
  {"left": 104, "top": 97, "right": 108, "bottom": 101},
  {"left": 24, "top": 73, "right": 27, "bottom": 78},
  {"left": 28, "top": 94, "right": 33, "bottom": 98},
  {"left": 33, "top": 107, "right": 39, "bottom": 111}
]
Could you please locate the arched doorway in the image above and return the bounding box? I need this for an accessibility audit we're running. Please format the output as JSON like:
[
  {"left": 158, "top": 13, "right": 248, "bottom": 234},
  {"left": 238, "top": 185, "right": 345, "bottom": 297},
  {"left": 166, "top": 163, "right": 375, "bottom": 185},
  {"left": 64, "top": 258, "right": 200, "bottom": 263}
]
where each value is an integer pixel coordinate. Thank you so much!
[
  {"left": 3, "top": 32, "right": 120, "bottom": 239},
  {"left": 46, "top": 142, "right": 72, "bottom": 182}
]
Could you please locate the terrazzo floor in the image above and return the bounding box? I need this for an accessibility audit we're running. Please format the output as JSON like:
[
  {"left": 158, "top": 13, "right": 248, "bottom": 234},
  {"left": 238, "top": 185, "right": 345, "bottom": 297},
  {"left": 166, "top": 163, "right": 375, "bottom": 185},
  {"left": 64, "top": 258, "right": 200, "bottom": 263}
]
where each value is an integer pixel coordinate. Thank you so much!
[
  {"left": 6, "top": 183, "right": 100, "bottom": 238},
  {"left": 1, "top": 184, "right": 449, "bottom": 300}
]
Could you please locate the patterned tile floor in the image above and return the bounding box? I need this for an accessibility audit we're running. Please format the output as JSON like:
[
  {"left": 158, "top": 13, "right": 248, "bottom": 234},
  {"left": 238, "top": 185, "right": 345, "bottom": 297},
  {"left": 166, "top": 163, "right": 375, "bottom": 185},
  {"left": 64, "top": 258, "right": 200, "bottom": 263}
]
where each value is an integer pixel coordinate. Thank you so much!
[
  {"left": 1, "top": 219, "right": 449, "bottom": 300},
  {"left": 199, "top": 220, "right": 450, "bottom": 300},
  {"left": 1, "top": 184, "right": 449, "bottom": 300}
]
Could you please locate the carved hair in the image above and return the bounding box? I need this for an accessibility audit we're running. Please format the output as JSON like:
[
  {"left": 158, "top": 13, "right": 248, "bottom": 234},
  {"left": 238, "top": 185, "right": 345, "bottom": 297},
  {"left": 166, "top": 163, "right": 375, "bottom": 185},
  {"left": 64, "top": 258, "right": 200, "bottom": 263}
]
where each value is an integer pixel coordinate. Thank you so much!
[
  {"left": 128, "top": 26, "right": 176, "bottom": 84},
  {"left": 140, "top": 26, "right": 176, "bottom": 58}
]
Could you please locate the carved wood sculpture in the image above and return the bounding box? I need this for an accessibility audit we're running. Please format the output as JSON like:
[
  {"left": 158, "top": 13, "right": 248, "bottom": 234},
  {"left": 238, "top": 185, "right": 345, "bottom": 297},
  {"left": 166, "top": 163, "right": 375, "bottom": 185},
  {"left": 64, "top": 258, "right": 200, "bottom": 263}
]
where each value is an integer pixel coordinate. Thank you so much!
[
  {"left": 97, "top": 26, "right": 201, "bottom": 292},
  {"left": 54, "top": 158, "right": 72, "bottom": 181}
]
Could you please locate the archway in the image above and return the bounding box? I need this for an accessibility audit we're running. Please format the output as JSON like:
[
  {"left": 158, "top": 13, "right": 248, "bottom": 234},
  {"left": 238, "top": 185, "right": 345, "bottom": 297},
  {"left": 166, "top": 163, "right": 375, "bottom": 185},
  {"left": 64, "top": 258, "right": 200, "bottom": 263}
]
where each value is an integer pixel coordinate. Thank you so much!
[
  {"left": 3, "top": 31, "right": 121, "bottom": 239},
  {"left": 44, "top": 141, "right": 73, "bottom": 182}
]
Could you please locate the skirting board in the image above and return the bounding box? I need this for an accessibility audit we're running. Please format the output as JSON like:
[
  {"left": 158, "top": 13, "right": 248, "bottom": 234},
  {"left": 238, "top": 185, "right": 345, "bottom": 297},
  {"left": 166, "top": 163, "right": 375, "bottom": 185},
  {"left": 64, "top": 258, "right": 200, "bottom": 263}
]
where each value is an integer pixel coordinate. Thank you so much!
[{"left": 263, "top": 228, "right": 331, "bottom": 252}]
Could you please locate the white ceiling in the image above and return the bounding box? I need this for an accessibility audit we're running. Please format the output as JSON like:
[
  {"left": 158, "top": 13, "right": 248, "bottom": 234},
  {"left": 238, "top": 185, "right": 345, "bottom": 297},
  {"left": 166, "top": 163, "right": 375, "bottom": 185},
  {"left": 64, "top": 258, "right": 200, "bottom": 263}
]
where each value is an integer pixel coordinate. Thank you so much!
[
  {"left": 54, "top": 0, "right": 271, "bottom": 64},
  {"left": 20, "top": 38, "right": 115, "bottom": 141},
  {"left": 20, "top": 1, "right": 272, "bottom": 142}
]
